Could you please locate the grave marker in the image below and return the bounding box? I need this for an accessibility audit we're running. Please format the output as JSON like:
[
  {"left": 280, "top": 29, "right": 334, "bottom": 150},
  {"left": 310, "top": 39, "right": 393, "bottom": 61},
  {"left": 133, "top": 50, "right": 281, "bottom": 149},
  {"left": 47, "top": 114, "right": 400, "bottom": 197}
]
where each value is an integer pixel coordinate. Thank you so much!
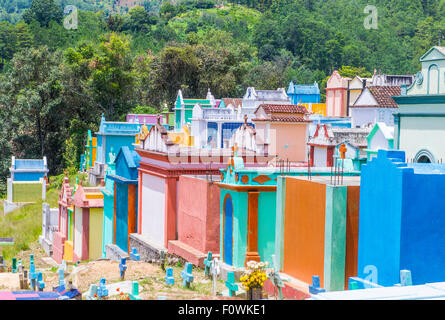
[
  {"left": 37, "top": 272, "right": 45, "bottom": 291},
  {"left": 269, "top": 254, "right": 284, "bottom": 300},
  {"left": 181, "top": 263, "right": 194, "bottom": 288},
  {"left": 119, "top": 258, "right": 127, "bottom": 280},
  {"left": 0, "top": 255, "right": 5, "bottom": 272},
  {"left": 309, "top": 275, "right": 326, "bottom": 294},
  {"left": 97, "top": 278, "right": 108, "bottom": 299},
  {"left": 129, "top": 281, "right": 142, "bottom": 300},
  {"left": 130, "top": 248, "right": 140, "bottom": 261},
  {"left": 12, "top": 257, "right": 17, "bottom": 273},
  {"left": 225, "top": 272, "right": 238, "bottom": 297},
  {"left": 400, "top": 270, "right": 412, "bottom": 286},
  {"left": 29, "top": 262, "right": 37, "bottom": 291},
  {"left": 210, "top": 258, "right": 220, "bottom": 296},
  {"left": 204, "top": 252, "right": 212, "bottom": 278},
  {"left": 165, "top": 267, "right": 174, "bottom": 285},
  {"left": 86, "top": 284, "right": 98, "bottom": 300}
]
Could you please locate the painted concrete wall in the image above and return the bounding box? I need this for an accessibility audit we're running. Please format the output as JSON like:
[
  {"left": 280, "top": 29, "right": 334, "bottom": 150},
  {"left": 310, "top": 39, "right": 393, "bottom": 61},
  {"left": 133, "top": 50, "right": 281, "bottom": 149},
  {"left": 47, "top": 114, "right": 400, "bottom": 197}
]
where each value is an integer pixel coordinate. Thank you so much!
[
  {"left": 351, "top": 107, "right": 396, "bottom": 128},
  {"left": 257, "top": 191, "right": 277, "bottom": 266},
  {"left": 102, "top": 193, "right": 114, "bottom": 258},
  {"left": 74, "top": 206, "right": 83, "bottom": 260},
  {"left": 177, "top": 176, "right": 220, "bottom": 254},
  {"left": 399, "top": 116, "right": 445, "bottom": 162},
  {"left": 280, "top": 177, "right": 360, "bottom": 291},
  {"left": 255, "top": 122, "right": 309, "bottom": 162},
  {"left": 313, "top": 147, "right": 327, "bottom": 167},
  {"left": 141, "top": 173, "right": 165, "bottom": 246},
  {"left": 89, "top": 207, "right": 103, "bottom": 260},
  {"left": 357, "top": 150, "right": 406, "bottom": 286},
  {"left": 220, "top": 189, "right": 248, "bottom": 268},
  {"left": 283, "top": 178, "right": 326, "bottom": 286}
]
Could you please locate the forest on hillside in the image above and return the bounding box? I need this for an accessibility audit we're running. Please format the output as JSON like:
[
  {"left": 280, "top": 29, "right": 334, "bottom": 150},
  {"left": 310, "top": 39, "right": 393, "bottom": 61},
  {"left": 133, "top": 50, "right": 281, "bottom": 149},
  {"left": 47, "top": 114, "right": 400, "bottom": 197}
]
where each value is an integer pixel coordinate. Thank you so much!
[{"left": 0, "top": 0, "right": 443, "bottom": 194}]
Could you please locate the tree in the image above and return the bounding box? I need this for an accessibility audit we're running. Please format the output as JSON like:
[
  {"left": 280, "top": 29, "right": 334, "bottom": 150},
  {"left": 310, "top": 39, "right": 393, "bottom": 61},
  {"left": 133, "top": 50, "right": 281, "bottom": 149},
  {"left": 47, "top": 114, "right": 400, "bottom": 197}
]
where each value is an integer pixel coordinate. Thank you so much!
[
  {"left": 23, "top": 0, "right": 63, "bottom": 27},
  {"left": 1, "top": 46, "right": 66, "bottom": 173}
]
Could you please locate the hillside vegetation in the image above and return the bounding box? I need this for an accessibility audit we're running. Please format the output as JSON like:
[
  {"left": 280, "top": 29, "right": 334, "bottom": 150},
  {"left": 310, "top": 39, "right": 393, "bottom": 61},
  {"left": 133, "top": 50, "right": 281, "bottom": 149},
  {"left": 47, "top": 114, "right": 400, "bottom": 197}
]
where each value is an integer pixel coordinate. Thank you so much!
[{"left": 0, "top": 0, "right": 443, "bottom": 194}]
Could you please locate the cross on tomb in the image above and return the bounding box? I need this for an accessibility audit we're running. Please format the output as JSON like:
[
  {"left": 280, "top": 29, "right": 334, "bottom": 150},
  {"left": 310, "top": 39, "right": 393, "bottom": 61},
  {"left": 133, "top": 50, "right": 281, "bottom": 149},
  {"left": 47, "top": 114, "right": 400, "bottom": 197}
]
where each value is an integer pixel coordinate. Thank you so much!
[
  {"left": 130, "top": 247, "right": 140, "bottom": 261},
  {"left": 58, "top": 269, "right": 65, "bottom": 287},
  {"left": 29, "top": 262, "right": 37, "bottom": 291},
  {"left": 181, "top": 263, "right": 194, "bottom": 288},
  {"left": 119, "top": 258, "right": 127, "bottom": 280},
  {"left": 165, "top": 267, "right": 174, "bottom": 285},
  {"left": 339, "top": 144, "right": 347, "bottom": 160},
  {"left": 0, "top": 255, "right": 5, "bottom": 272},
  {"left": 225, "top": 271, "right": 238, "bottom": 297},
  {"left": 309, "top": 275, "right": 325, "bottom": 295},
  {"left": 232, "top": 143, "right": 239, "bottom": 158},
  {"left": 97, "top": 278, "right": 108, "bottom": 299},
  {"left": 270, "top": 254, "right": 284, "bottom": 300},
  {"left": 203, "top": 251, "right": 213, "bottom": 278},
  {"left": 37, "top": 272, "right": 45, "bottom": 291},
  {"left": 210, "top": 258, "right": 221, "bottom": 296},
  {"left": 12, "top": 257, "right": 17, "bottom": 273}
]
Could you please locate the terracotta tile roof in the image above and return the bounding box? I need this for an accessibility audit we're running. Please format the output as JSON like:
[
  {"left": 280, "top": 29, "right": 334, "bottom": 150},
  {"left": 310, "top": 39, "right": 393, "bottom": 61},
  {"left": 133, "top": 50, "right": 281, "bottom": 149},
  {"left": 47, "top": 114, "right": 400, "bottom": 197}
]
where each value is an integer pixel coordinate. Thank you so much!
[
  {"left": 259, "top": 104, "right": 309, "bottom": 114},
  {"left": 222, "top": 98, "right": 243, "bottom": 109},
  {"left": 254, "top": 114, "right": 310, "bottom": 122},
  {"left": 361, "top": 86, "right": 400, "bottom": 108}
]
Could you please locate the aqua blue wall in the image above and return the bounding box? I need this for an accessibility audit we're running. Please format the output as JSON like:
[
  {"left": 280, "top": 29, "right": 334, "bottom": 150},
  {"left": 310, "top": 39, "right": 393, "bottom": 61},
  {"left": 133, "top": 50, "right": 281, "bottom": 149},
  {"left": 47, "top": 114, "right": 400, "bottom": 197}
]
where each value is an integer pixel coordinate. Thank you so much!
[
  {"left": 14, "top": 172, "right": 45, "bottom": 182},
  {"left": 257, "top": 192, "right": 277, "bottom": 267},
  {"left": 358, "top": 149, "right": 445, "bottom": 286}
]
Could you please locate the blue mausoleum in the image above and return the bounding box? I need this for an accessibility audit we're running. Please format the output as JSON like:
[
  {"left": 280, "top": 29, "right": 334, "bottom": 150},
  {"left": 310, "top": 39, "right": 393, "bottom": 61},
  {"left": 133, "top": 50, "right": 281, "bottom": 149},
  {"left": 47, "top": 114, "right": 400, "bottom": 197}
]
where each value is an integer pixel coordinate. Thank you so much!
[
  {"left": 287, "top": 81, "right": 321, "bottom": 104},
  {"left": 358, "top": 149, "right": 445, "bottom": 286}
]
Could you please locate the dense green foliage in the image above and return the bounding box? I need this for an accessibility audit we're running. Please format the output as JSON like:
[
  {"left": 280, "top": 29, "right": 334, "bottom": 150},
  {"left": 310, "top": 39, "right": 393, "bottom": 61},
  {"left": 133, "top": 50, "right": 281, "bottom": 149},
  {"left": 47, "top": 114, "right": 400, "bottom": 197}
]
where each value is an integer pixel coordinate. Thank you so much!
[{"left": 0, "top": 0, "right": 443, "bottom": 195}]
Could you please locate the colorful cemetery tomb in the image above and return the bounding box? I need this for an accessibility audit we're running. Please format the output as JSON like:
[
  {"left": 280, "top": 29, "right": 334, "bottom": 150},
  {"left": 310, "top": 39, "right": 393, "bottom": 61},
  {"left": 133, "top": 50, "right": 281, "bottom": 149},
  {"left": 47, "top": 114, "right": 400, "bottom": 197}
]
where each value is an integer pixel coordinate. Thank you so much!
[
  {"left": 4, "top": 157, "right": 48, "bottom": 214},
  {"left": 347, "top": 76, "right": 370, "bottom": 114},
  {"left": 274, "top": 175, "right": 360, "bottom": 293},
  {"left": 287, "top": 81, "right": 321, "bottom": 104},
  {"left": 190, "top": 101, "right": 255, "bottom": 149},
  {"left": 37, "top": 272, "right": 45, "bottom": 291},
  {"left": 252, "top": 104, "right": 312, "bottom": 163},
  {"left": 325, "top": 71, "right": 350, "bottom": 117},
  {"left": 132, "top": 121, "right": 266, "bottom": 263},
  {"left": 181, "top": 262, "right": 194, "bottom": 288},
  {"left": 0, "top": 291, "right": 60, "bottom": 300},
  {"left": 393, "top": 46, "right": 445, "bottom": 164},
  {"left": 39, "top": 203, "right": 59, "bottom": 256},
  {"left": 89, "top": 114, "right": 141, "bottom": 186},
  {"left": 301, "top": 103, "right": 327, "bottom": 117},
  {"left": 364, "top": 122, "right": 394, "bottom": 161},
  {"left": 357, "top": 149, "right": 445, "bottom": 286},
  {"left": 162, "top": 104, "right": 175, "bottom": 129},
  {"left": 242, "top": 87, "right": 290, "bottom": 112},
  {"left": 100, "top": 156, "right": 116, "bottom": 259},
  {"left": 80, "top": 130, "right": 97, "bottom": 172},
  {"left": 127, "top": 113, "right": 165, "bottom": 125},
  {"left": 0, "top": 256, "right": 5, "bottom": 272},
  {"left": 72, "top": 181, "right": 104, "bottom": 262},
  {"left": 350, "top": 86, "right": 400, "bottom": 128},
  {"left": 106, "top": 146, "right": 140, "bottom": 256},
  {"left": 53, "top": 176, "right": 74, "bottom": 264},
  {"left": 216, "top": 151, "right": 361, "bottom": 276},
  {"left": 168, "top": 175, "right": 220, "bottom": 267},
  {"left": 174, "top": 89, "right": 217, "bottom": 130},
  {"left": 308, "top": 124, "right": 370, "bottom": 169},
  {"left": 165, "top": 267, "right": 174, "bottom": 285}
]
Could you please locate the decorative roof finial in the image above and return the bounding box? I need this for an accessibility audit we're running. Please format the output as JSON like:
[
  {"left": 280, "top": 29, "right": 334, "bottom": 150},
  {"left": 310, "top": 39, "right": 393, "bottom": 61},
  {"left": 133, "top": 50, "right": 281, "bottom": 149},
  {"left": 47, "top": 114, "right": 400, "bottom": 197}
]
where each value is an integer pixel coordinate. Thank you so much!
[{"left": 157, "top": 114, "right": 161, "bottom": 125}]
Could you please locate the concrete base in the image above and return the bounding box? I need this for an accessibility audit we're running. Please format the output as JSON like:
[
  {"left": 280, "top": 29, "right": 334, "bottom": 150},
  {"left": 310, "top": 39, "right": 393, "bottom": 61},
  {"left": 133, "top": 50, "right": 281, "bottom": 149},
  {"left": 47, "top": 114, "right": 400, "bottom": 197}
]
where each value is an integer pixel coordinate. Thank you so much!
[
  {"left": 167, "top": 240, "right": 219, "bottom": 268},
  {"left": 52, "top": 232, "right": 66, "bottom": 264},
  {"left": 3, "top": 201, "right": 28, "bottom": 214},
  {"left": 105, "top": 244, "right": 129, "bottom": 261},
  {"left": 262, "top": 273, "right": 311, "bottom": 300},
  {"left": 129, "top": 233, "right": 167, "bottom": 263},
  {"left": 219, "top": 262, "right": 245, "bottom": 282},
  {"left": 38, "top": 235, "right": 53, "bottom": 256}
]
